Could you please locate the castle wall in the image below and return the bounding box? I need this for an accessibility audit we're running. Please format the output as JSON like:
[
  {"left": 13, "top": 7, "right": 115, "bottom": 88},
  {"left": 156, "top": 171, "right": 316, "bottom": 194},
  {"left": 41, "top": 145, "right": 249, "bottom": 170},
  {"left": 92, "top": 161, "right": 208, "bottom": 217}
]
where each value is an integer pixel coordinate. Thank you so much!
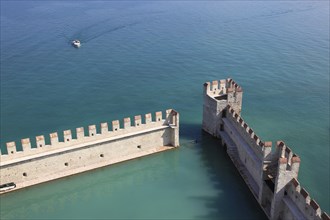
[
  {"left": 202, "top": 79, "right": 329, "bottom": 220},
  {"left": 279, "top": 179, "right": 329, "bottom": 220},
  {"left": 0, "top": 109, "right": 179, "bottom": 193},
  {"left": 222, "top": 113, "right": 263, "bottom": 194},
  {"left": 224, "top": 106, "right": 265, "bottom": 161}
]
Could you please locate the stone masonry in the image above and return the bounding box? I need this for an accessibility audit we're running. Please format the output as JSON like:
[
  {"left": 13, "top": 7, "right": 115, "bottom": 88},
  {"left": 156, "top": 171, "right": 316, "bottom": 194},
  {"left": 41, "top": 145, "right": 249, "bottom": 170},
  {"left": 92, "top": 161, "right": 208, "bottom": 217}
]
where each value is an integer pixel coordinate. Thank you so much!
[
  {"left": 0, "top": 109, "right": 179, "bottom": 194},
  {"left": 202, "top": 78, "right": 329, "bottom": 220}
]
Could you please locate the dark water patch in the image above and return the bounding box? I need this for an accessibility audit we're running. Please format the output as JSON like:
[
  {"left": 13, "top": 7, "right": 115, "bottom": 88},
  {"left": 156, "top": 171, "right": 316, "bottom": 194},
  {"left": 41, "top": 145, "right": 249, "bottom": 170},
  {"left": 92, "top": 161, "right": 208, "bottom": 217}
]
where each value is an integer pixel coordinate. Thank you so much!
[{"left": 193, "top": 131, "right": 268, "bottom": 220}]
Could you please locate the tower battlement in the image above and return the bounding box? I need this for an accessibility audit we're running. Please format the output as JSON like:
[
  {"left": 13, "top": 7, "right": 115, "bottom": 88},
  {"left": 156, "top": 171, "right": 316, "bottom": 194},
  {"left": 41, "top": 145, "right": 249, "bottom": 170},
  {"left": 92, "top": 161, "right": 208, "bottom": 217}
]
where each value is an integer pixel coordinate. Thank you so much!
[
  {"left": 203, "top": 78, "right": 243, "bottom": 96},
  {"left": 202, "top": 78, "right": 243, "bottom": 136},
  {"left": 275, "top": 141, "right": 301, "bottom": 173}
]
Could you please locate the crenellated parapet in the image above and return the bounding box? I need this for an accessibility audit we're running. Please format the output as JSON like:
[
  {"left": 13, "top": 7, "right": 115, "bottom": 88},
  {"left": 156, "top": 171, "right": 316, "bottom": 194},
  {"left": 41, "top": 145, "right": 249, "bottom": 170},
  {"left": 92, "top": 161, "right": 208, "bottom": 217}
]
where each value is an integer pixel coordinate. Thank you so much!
[
  {"left": 223, "top": 100, "right": 327, "bottom": 220},
  {"left": 203, "top": 78, "right": 243, "bottom": 96},
  {"left": 275, "top": 141, "right": 300, "bottom": 174},
  {"left": 203, "top": 78, "right": 328, "bottom": 220},
  {"left": 285, "top": 179, "right": 329, "bottom": 220},
  {"left": 223, "top": 105, "right": 302, "bottom": 172},
  {"left": 224, "top": 105, "right": 265, "bottom": 159},
  {"left": 0, "top": 109, "right": 179, "bottom": 163},
  {"left": 227, "top": 78, "right": 243, "bottom": 92},
  {"left": 0, "top": 109, "right": 179, "bottom": 194},
  {"left": 270, "top": 141, "right": 301, "bottom": 219}
]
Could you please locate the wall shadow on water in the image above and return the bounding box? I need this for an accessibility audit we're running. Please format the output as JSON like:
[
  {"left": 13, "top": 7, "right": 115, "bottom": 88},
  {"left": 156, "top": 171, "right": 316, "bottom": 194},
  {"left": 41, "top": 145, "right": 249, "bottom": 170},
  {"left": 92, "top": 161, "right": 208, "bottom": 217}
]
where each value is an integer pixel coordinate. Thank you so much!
[
  {"left": 0, "top": 152, "right": 176, "bottom": 219},
  {"left": 180, "top": 122, "right": 268, "bottom": 220},
  {"left": 1, "top": 122, "right": 269, "bottom": 219}
]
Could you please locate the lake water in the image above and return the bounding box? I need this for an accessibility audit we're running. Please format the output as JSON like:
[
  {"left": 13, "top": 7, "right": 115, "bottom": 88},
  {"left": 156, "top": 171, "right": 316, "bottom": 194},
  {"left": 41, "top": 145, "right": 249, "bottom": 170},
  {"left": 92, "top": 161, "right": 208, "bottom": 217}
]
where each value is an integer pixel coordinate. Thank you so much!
[{"left": 0, "top": 1, "right": 329, "bottom": 219}]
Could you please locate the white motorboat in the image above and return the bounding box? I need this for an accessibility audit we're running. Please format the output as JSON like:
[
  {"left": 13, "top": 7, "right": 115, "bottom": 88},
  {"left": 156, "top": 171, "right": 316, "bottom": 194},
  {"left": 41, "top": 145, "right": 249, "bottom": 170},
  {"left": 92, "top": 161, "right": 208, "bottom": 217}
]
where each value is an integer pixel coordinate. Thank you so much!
[
  {"left": 72, "top": 40, "right": 81, "bottom": 48},
  {"left": 0, "top": 182, "right": 16, "bottom": 192}
]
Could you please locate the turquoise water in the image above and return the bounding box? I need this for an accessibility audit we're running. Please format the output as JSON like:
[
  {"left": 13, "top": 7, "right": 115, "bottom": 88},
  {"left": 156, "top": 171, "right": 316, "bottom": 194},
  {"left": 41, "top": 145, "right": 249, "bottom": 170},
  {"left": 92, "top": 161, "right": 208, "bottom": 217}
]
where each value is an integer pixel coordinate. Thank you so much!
[{"left": 1, "top": 1, "right": 329, "bottom": 219}]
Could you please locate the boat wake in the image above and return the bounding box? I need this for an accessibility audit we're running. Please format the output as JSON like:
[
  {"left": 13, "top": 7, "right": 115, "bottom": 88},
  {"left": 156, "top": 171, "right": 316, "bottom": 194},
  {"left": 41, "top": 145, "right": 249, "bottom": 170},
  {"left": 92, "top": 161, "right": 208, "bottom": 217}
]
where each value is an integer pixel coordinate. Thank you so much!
[
  {"left": 57, "top": 8, "right": 166, "bottom": 47},
  {"left": 222, "top": 5, "right": 315, "bottom": 25},
  {"left": 59, "top": 18, "right": 140, "bottom": 46},
  {"left": 82, "top": 22, "right": 139, "bottom": 43}
]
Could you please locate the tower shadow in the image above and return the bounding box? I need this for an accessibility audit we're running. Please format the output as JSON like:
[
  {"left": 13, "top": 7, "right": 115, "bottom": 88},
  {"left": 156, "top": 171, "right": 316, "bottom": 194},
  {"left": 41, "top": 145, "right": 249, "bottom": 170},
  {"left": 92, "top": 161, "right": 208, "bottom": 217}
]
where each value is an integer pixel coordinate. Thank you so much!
[{"left": 180, "top": 123, "right": 268, "bottom": 220}]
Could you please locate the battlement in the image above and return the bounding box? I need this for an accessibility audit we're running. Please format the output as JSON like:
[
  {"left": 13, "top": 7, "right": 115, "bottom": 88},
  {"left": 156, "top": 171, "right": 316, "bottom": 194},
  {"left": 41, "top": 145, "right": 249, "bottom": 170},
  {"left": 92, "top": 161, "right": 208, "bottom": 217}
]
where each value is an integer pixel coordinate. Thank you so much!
[
  {"left": 203, "top": 78, "right": 243, "bottom": 97},
  {"left": 202, "top": 78, "right": 244, "bottom": 135},
  {"left": 222, "top": 105, "right": 268, "bottom": 163},
  {"left": 0, "top": 109, "right": 179, "bottom": 164},
  {"left": 275, "top": 141, "right": 300, "bottom": 173},
  {"left": 202, "top": 78, "right": 328, "bottom": 220},
  {"left": 285, "top": 179, "right": 329, "bottom": 220},
  {"left": 223, "top": 104, "right": 302, "bottom": 172},
  {"left": 0, "top": 109, "right": 179, "bottom": 194}
]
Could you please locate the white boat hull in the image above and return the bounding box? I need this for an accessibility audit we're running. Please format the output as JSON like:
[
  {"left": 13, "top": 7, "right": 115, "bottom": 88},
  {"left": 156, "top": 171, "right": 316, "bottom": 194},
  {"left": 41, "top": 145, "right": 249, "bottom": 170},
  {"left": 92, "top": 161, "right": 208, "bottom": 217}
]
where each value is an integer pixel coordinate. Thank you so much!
[
  {"left": 0, "top": 182, "right": 16, "bottom": 192},
  {"left": 72, "top": 40, "right": 81, "bottom": 48}
]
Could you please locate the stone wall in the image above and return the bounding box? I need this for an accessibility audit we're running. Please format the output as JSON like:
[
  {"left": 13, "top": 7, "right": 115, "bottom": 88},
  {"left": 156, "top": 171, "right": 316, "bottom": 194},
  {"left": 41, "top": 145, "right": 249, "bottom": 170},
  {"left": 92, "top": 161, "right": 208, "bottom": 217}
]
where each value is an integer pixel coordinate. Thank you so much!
[
  {"left": 202, "top": 78, "right": 329, "bottom": 220},
  {"left": 222, "top": 106, "right": 265, "bottom": 196},
  {"left": 280, "top": 178, "right": 329, "bottom": 220},
  {"left": 0, "top": 109, "right": 179, "bottom": 194}
]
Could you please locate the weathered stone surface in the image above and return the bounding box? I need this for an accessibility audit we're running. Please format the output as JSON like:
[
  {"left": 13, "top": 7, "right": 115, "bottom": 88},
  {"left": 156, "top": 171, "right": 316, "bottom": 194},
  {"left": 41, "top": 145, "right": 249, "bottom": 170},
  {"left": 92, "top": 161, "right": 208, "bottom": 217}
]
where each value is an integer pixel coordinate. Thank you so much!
[
  {"left": 202, "top": 78, "right": 328, "bottom": 220},
  {"left": 0, "top": 110, "right": 179, "bottom": 194}
]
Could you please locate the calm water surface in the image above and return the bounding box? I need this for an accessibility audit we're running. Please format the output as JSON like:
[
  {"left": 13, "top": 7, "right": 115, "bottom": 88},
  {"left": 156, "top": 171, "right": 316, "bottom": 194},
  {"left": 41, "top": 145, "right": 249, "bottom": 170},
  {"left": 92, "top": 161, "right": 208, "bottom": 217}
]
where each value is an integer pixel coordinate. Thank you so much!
[{"left": 0, "top": 1, "right": 329, "bottom": 219}]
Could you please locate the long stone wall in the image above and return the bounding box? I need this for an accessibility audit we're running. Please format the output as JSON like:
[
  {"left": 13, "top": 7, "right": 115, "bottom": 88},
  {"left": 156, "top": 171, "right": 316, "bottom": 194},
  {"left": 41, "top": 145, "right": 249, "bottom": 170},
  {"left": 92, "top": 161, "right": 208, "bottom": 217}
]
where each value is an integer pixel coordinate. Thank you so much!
[
  {"left": 202, "top": 78, "right": 329, "bottom": 220},
  {"left": 0, "top": 109, "right": 179, "bottom": 194},
  {"left": 221, "top": 108, "right": 264, "bottom": 198}
]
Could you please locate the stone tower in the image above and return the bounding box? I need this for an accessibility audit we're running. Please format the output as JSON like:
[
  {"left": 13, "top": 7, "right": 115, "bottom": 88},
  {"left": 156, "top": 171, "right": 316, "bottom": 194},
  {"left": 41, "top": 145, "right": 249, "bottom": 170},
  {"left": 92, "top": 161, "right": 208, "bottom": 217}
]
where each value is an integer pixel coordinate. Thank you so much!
[{"left": 202, "top": 78, "right": 243, "bottom": 137}]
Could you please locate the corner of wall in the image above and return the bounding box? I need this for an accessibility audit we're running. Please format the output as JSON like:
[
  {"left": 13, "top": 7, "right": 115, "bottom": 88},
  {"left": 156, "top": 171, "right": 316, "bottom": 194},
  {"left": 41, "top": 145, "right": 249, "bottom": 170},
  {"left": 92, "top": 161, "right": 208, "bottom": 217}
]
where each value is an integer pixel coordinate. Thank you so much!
[{"left": 286, "top": 178, "right": 329, "bottom": 220}]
